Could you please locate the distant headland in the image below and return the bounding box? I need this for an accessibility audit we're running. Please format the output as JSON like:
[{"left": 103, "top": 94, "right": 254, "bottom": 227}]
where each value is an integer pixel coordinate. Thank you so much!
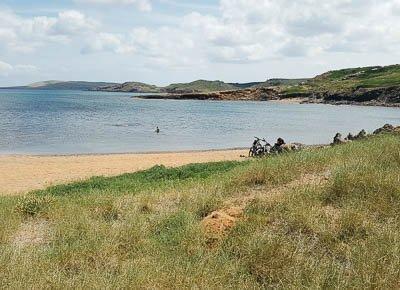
[{"left": 2, "top": 64, "right": 400, "bottom": 107}]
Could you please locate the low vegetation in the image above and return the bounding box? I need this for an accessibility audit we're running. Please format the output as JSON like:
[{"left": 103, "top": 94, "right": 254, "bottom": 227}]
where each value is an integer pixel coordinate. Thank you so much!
[
  {"left": 0, "top": 133, "right": 399, "bottom": 288},
  {"left": 25, "top": 81, "right": 118, "bottom": 91},
  {"left": 96, "top": 81, "right": 162, "bottom": 93},
  {"left": 282, "top": 64, "right": 400, "bottom": 94},
  {"left": 6, "top": 65, "right": 400, "bottom": 103},
  {"left": 164, "top": 80, "right": 238, "bottom": 93}
]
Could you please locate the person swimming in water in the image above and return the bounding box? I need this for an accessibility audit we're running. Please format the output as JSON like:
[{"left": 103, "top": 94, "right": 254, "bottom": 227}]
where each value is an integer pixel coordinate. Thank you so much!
[{"left": 155, "top": 126, "right": 160, "bottom": 134}]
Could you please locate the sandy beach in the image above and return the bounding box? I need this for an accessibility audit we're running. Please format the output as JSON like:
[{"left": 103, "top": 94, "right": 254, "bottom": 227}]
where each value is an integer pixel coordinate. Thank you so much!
[
  {"left": 268, "top": 98, "right": 303, "bottom": 104},
  {"left": 0, "top": 149, "right": 247, "bottom": 196}
]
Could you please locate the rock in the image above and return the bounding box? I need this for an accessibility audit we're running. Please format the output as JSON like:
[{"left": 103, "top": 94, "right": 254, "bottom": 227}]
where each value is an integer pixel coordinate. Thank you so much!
[
  {"left": 322, "top": 86, "right": 400, "bottom": 105},
  {"left": 138, "top": 87, "right": 279, "bottom": 101},
  {"left": 373, "top": 124, "right": 396, "bottom": 134},
  {"left": 331, "top": 133, "right": 347, "bottom": 145},
  {"left": 287, "top": 86, "right": 400, "bottom": 107},
  {"left": 346, "top": 133, "right": 355, "bottom": 141},
  {"left": 355, "top": 129, "right": 367, "bottom": 139}
]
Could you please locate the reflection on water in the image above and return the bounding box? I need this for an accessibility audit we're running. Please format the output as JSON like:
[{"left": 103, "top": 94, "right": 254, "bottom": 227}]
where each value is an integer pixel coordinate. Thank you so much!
[{"left": 0, "top": 89, "right": 399, "bottom": 155}]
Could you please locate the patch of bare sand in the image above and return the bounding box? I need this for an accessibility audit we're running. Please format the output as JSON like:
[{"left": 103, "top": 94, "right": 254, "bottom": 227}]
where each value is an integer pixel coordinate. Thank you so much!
[
  {"left": 268, "top": 98, "right": 304, "bottom": 104},
  {"left": 201, "top": 171, "right": 331, "bottom": 242},
  {"left": 0, "top": 149, "right": 247, "bottom": 196},
  {"left": 12, "top": 219, "right": 50, "bottom": 249}
]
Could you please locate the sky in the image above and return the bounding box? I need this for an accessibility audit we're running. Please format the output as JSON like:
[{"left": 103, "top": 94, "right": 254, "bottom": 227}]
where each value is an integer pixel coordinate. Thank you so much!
[{"left": 0, "top": 0, "right": 399, "bottom": 86}]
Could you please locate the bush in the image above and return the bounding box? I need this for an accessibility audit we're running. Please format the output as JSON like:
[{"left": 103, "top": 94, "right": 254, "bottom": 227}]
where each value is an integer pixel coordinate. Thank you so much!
[{"left": 14, "top": 195, "right": 54, "bottom": 218}]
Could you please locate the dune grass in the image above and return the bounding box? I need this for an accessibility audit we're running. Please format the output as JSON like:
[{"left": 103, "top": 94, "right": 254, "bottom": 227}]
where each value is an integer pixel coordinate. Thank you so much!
[{"left": 0, "top": 133, "right": 399, "bottom": 288}]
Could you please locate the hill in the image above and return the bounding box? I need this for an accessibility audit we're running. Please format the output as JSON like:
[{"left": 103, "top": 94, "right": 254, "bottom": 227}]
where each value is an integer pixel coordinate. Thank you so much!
[
  {"left": 2, "top": 64, "right": 400, "bottom": 105},
  {"left": 97, "top": 79, "right": 242, "bottom": 94},
  {"left": 163, "top": 80, "right": 238, "bottom": 93},
  {"left": 95, "top": 81, "right": 162, "bottom": 93},
  {"left": 252, "top": 78, "right": 309, "bottom": 88},
  {"left": 141, "top": 65, "right": 400, "bottom": 106},
  {"left": 98, "top": 79, "right": 309, "bottom": 93},
  {"left": 1, "top": 81, "right": 119, "bottom": 91},
  {"left": 28, "top": 80, "right": 64, "bottom": 88},
  {"left": 310, "top": 64, "right": 400, "bottom": 91},
  {"left": 96, "top": 80, "right": 241, "bottom": 94},
  {"left": 1, "top": 130, "right": 399, "bottom": 288},
  {"left": 280, "top": 64, "right": 400, "bottom": 105}
]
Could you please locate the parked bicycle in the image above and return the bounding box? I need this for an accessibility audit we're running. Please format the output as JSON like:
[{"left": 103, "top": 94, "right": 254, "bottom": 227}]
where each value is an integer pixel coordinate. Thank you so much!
[{"left": 249, "top": 137, "right": 272, "bottom": 157}]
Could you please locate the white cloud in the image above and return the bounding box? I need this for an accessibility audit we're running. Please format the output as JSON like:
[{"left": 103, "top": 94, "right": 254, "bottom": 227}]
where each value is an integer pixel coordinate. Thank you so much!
[
  {"left": 77, "top": 0, "right": 152, "bottom": 11},
  {"left": 81, "top": 32, "right": 135, "bottom": 54},
  {"left": 173, "top": 0, "right": 400, "bottom": 63},
  {"left": 0, "top": 9, "right": 97, "bottom": 52},
  {"left": 51, "top": 10, "right": 97, "bottom": 35},
  {"left": 14, "top": 65, "right": 39, "bottom": 73},
  {"left": 129, "top": 26, "right": 199, "bottom": 67},
  {"left": 1, "top": 0, "right": 400, "bottom": 78},
  {"left": 76, "top": 0, "right": 400, "bottom": 66},
  {"left": 0, "top": 61, "right": 13, "bottom": 76},
  {"left": 0, "top": 60, "right": 37, "bottom": 76}
]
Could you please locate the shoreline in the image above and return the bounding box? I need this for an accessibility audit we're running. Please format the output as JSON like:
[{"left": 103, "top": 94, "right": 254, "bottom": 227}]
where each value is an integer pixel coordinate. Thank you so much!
[
  {"left": 0, "top": 148, "right": 248, "bottom": 196},
  {"left": 134, "top": 95, "right": 400, "bottom": 108},
  {"left": 0, "top": 147, "right": 248, "bottom": 158},
  {"left": 1, "top": 126, "right": 397, "bottom": 196}
]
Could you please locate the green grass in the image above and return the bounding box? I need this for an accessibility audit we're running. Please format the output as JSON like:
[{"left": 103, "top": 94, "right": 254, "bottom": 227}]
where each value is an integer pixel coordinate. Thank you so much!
[
  {"left": 164, "top": 80, "right": 238, "bottom": 93},
  {"left": 1, "top": 134, "right": 400, "bottom": 288},
  {"left": 281, "top": 64, "right": 400, "bottom": 95}
]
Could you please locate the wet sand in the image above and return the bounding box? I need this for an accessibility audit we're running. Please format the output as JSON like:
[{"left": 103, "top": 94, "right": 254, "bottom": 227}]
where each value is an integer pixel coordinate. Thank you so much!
[{"left": 0, "top": 149, "right": 247, "bottom": 196}]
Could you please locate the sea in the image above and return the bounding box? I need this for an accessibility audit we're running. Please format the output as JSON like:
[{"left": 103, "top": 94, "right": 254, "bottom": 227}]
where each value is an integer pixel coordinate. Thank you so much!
[{"left": 0, "top": 89, "right": 399, "bottom": 155}]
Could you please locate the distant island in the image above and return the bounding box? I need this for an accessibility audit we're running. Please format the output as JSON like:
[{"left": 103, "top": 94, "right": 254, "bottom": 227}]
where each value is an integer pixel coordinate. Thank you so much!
[{"left": 2, "top": 64, "right": 400, "bottom": 107}]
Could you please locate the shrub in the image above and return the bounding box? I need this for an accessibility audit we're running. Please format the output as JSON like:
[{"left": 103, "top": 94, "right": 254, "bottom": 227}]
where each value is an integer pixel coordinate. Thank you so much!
[{"left": 14, "top": 195, "right": 54, "bottom": 218}]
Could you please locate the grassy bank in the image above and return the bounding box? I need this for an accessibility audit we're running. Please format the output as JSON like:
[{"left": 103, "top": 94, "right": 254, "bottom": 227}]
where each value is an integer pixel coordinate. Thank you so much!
[
  {"left": 282, "top": 64, "right": 400, "bottom": 95},
  {"left": 1, "top": 134, "right": 399, "bottom": 288}
]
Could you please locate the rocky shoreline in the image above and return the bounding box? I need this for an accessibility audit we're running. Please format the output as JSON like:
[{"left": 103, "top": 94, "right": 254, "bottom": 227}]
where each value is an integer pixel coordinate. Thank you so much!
[
  {"left": 298, "top": 98, "right": 400, "bottom": 108},
  {"left": 134, "top": 86, "right": 400, "bottom": 107},
  {"left": 294, "top": 86, "right": 400, "bottom": 107},
  {"left": 135, "top": 88, "right": 279, "bottom": 102}
]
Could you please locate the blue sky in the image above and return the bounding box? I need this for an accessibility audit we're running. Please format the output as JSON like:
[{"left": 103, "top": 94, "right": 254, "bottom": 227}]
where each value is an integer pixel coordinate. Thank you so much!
[{"left": 1, "top": 0, "right": 399, "bottom": 86}]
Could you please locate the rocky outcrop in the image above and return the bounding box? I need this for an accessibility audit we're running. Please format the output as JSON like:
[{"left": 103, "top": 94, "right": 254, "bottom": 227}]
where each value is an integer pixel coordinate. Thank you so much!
[
  {"left": 135, "top": 84, "right": 400, "bottom": 107},
  {"left": 137, "top": 88, "right": 279, "bottom": 101},
  {"left": 294, "top": 86, "right": 400, "bottom": 107},
  {"left": 331, "top": 124, "right": 399, "bottom": 146},
  {"left": 373, "top": 124, "right": 400, "bottom": 134}
]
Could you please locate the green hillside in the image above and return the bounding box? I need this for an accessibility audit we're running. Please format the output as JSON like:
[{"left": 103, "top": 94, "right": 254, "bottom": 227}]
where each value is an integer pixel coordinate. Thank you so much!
[
  {"left": 96, "top": 82, "right": 162, "bottom": 93},
  {"left": 1, "top": 131, "right": 400, "bottom": 288},
  {"left": 282, "top": 64, "right": 400, "bottom": 95},
  {"left": 3, "top": 64, "right": 400, "bottom": 98},
  {"left": 28, "top": 80, "right": 63, "bottom": 88},
  {"left": 26, "top": 81, "right": 119, "bottom": 91},
  {"left": 164, "top": 80, "right": 238, "bottom": 93}
]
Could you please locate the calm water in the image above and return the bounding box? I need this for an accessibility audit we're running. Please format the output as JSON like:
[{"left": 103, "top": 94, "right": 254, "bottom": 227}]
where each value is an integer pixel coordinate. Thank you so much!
[{"left": 0, "top": 89, "right": 399, "bottom": 155}]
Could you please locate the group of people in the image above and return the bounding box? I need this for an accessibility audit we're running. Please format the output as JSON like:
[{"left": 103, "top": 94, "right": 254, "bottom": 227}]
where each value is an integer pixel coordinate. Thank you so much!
[
  {"left": 249, "top": 136, "right": 301, "bottom": 157},
  {"left": 331, "top": 129, "right": 367, "bottom": 145},
  {"left": 331, "top": 124, "right": 399, "bottom": 146},
  {"left": 271, "top": 137, "right": 287, "bottom": 153}
]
